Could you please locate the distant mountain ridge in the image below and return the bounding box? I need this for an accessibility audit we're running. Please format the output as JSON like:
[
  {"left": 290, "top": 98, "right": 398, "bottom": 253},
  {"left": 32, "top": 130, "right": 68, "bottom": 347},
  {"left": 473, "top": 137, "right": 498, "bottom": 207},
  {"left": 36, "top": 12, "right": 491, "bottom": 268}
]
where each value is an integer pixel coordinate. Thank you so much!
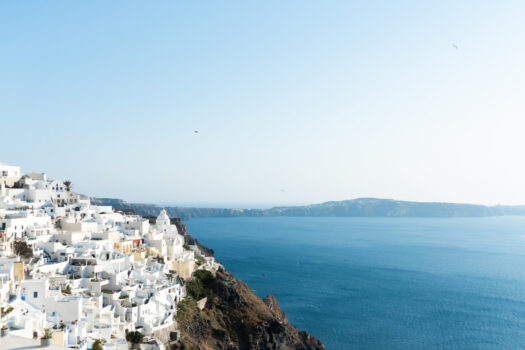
[{"left": 91, "top": 197, "right": 525, "bottom": 220}]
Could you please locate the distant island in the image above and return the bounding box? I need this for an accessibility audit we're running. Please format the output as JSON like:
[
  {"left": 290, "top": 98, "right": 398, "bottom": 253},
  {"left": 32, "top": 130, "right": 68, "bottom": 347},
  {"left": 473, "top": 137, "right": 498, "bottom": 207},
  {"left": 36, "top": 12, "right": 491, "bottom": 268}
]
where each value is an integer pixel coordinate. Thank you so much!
[{"left": 91, "top": 197, "right": 525, "bottom": 220}]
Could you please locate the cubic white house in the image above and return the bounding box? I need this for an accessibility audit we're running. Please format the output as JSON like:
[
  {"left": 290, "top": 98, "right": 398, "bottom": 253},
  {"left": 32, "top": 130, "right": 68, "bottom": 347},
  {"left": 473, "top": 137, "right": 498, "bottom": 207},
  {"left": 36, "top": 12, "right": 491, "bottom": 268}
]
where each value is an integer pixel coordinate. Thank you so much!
[{"left": 0, "top": 163, "right": 219, "bottom": 350}]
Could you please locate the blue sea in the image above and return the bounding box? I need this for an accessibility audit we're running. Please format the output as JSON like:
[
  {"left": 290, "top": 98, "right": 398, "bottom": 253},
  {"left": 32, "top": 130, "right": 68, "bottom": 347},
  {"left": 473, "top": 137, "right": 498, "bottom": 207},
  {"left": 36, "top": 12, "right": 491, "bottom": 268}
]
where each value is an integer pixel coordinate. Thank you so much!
[{"left": 185, "top": 216, "right": 525, "bottom": 350}]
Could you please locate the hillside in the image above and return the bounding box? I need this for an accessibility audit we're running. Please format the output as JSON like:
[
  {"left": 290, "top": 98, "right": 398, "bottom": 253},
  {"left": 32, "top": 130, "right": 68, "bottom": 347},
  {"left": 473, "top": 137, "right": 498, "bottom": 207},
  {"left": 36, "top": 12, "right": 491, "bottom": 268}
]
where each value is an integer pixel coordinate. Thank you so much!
[
  {"left": 172, "top": 220, "right": 324, "bottom": 349},
  {"left": 174, "top": 266, "right": 324, "bottom": 350},
  {"left": 91, "top": 197, "right": 525, "bottom": 220}
]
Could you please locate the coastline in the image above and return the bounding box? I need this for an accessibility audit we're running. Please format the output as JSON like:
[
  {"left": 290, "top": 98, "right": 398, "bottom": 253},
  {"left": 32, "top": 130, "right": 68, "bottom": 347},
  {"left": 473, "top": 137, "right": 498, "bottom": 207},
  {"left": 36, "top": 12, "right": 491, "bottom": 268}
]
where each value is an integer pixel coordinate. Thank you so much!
[{"left": 170, "top": 218, "right": 325, "bottom": 349}]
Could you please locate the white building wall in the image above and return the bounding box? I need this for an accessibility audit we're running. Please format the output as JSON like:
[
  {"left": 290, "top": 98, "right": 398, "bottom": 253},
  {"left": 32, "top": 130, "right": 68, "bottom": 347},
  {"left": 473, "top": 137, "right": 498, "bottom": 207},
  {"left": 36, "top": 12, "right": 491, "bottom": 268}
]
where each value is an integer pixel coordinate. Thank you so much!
[
  {"left": 47, "top": 296, "right": 82, "bottom": 322},
  {"left": 26, "top": 172, "right": 47, "bottom": 181},
  {"left": 0, "top": 163, "right": 21, "bottom": 186},
  {"left": 27, "top": 188, "right": 54, "bottom": 204}
]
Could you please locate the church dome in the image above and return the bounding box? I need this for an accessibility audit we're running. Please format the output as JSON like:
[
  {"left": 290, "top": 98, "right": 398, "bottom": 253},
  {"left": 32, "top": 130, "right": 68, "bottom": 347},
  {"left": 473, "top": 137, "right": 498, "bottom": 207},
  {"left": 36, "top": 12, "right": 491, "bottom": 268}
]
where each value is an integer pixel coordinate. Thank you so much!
[
  {"left": 158, "top": 209, "right": 169, "bottom": 221},
  {"left": 156, "top": 209, "right": 171, "bottom": 227}
]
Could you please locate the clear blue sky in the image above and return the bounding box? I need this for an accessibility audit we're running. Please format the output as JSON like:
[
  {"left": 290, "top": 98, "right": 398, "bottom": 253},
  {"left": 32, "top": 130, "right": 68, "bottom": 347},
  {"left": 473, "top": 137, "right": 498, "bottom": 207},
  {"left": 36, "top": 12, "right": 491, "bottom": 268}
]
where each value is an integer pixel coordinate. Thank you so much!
[{"left": 2, "top": 1, "right": 525, "bottom": 206}]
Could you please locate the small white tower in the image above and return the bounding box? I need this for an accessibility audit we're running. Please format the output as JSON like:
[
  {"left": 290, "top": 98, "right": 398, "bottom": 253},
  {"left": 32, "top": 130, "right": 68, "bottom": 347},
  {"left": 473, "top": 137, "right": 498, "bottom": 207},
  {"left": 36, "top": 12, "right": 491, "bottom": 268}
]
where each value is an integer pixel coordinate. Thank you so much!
[{"left": 156, "top": 209, "right": 171, "bottom": 228}]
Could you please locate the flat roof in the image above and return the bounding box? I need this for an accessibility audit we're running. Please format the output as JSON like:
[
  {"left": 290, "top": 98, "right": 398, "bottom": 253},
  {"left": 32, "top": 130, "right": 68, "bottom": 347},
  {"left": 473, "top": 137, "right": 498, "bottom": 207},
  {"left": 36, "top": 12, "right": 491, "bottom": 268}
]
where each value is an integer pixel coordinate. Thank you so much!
[{"left": 1, "top": 333, "right": 70, "bottom": 349}]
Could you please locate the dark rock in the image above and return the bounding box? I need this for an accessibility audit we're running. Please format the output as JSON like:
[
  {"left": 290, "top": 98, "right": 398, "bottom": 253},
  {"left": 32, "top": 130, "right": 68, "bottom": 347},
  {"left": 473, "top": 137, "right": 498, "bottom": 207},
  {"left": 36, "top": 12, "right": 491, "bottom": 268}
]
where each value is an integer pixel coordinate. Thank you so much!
[
  {"left": 172, "top": 218, "right": 214, "bottom": 257},
  {"left": 176, "top": 267, "right": 324, "bottom": 350},
  {"left": 263, "top": 296, "right": 287, "bottom": 324}
]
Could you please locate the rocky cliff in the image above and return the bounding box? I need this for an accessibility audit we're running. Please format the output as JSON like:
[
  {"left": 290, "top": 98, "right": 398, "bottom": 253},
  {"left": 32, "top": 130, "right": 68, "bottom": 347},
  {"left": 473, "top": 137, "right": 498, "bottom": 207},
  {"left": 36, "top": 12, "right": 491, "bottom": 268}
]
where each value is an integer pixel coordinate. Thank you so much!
[
  {"left": 170, "top": 220, "right": 324, "bottom": 349},
  {"left": 173, "top": 218, "right": 215, "bottom": 258},
  {"left": 103, "top": 207, "right": 324, "bottom": 350},
  {"left": 173, "top": 267, "right": 324, "bottom": 350},
  {"left": 91, "top": 197, "right": 525, "bottom": 220},
  {"left": 90, "top": 198, "right": 255, "bottom": 220}
]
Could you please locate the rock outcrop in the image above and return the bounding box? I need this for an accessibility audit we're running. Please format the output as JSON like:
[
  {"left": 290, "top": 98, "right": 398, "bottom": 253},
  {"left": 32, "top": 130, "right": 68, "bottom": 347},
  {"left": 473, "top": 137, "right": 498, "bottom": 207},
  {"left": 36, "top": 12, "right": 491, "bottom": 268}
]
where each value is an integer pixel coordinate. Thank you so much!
[
  {"left": 174, "top": 267, "right": 324, "bottom": 350},
  {"left": 172, "top": 218, "right": 215, "bottom": 258}
]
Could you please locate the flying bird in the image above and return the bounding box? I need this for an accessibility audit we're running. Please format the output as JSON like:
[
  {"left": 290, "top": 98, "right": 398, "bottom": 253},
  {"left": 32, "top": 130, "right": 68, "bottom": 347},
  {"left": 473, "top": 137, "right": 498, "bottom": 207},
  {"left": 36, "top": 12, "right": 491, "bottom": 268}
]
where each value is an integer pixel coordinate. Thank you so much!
[
  {"left": 452, "top": 44, "right": 458, "bottom": 49},
  {"left": 194, "top": 130, "right": 199, "bottom": 134}
]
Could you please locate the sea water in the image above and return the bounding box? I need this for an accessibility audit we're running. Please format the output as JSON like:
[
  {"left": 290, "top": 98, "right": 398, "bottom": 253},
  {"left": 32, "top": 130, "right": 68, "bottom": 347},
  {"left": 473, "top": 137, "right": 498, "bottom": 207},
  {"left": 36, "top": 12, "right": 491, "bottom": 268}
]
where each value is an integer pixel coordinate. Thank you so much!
[{"left": 185, "top": 216, "right": 525, "bottom": 350}]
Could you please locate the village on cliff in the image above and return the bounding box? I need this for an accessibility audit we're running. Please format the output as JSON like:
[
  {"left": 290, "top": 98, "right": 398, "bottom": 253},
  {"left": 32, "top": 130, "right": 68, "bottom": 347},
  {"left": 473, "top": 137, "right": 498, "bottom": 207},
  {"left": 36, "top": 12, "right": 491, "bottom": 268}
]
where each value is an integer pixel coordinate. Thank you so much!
[{"left": 0, "top": 162, "right": 220, "bottom": 350}]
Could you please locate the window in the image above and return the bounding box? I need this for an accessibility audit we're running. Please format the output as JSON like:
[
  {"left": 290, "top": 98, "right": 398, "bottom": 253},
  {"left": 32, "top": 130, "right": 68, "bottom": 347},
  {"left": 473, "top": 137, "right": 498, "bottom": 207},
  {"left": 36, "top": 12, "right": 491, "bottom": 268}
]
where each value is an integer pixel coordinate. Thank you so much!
[{"left": 33, "top": 291, "right": 38, "bottom": 298}]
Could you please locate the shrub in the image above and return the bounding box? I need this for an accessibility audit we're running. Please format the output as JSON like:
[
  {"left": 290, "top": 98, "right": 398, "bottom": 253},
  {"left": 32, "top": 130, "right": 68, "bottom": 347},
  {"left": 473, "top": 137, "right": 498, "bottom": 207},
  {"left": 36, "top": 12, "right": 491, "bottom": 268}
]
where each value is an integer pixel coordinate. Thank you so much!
[
  {"left": 126, "top": 331, "right": 144, "bottom": 346},
  {"left": 194, "top": 270, "right": 214, "bottom": 288},
  {"left": 176, "top": 298, "right": 197, "bottom": 323},
  {"left": 92, "top": 339, "right": 105, "bottom": 350},
  {"left": 195, "top": 253, "right": 206, "bottom": 266},
  {"left": 186, "top": 279, "right": 207, "bottom": 300},
  {"left": 62, "top": 285, "right": 71, "bottom": 295},
  {"left": 1, "top": 306, "right": 14, "bottom": 317},
  {"left": 42, "top": 328, "right": 53, "bottom": 339},
  {"left": 186, "top": 270, "right": 214, "bottom": 300},
  {"left": 14, "top": 241, "right": 33, "bottom": 260}
]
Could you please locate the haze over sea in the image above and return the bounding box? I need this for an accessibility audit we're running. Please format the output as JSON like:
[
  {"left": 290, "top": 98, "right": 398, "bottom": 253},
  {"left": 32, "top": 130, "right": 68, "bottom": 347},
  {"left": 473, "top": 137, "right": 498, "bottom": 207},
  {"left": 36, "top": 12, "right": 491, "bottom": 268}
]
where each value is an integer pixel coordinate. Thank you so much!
[{"left": 186, "top": 216, "right": 525, "bottom": 350}]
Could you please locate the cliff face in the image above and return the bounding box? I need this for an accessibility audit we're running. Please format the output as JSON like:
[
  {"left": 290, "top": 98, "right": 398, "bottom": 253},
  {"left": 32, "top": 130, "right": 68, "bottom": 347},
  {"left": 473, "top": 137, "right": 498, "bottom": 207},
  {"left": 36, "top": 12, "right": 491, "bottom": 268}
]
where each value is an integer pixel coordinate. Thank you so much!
[
  {"left": 92, "top": 198, "right": 324, "bottom": 349},
  {"left": 173, "top": 218, "right": 215, "bottom": 258},
  {"left": 92, "top": 197, "right": 525, "bottom": 219},
  {"left": 171, "top": 221, "right": 324, "bottom": 349},
  {"left": 174, "top": 267, "right": 324, "bottom": 350},
  {"left": 90, "top": 198, "right": 254, "bottom": 220}
]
